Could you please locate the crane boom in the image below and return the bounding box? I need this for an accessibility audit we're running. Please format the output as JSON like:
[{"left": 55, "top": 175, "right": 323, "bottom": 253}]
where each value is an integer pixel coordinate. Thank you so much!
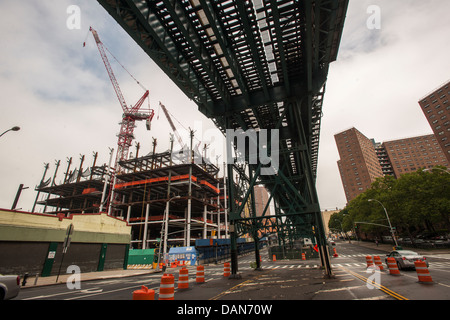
[
  {"left": 159, "top": 102, "right": 186, "bottom": 149},
  {"left": 89, "top": 27, "right": 128, "bottom": 112},
  {"left": 86, "top": 26, "right": 154, "bottom": 164}
]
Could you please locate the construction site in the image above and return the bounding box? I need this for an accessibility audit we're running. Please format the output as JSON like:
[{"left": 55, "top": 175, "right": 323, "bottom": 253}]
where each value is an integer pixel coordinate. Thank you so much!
[
  {"left": 30, "top": 27, "right": 236, "bottom": 252},
  {"left": 33, "top": 139, "right": 229, "bottom": 250},
  {"left": 1, "top": 0, "right": 353, "bottom": 279}
]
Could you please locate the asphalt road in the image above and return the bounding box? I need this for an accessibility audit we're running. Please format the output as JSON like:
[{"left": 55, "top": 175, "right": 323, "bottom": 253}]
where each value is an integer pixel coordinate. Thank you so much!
[
  {"left": 332, "top": 241, "right": 450, "bottom": 300},
  {"left": 16, "top": 242, "right": 450, "bottom": 301}
]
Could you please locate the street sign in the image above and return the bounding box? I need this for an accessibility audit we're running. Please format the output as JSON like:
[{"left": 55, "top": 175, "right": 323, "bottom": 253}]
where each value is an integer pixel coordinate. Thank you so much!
[
  {"left": 63, "top": 224, "right": 74, "bottom": 253},
  {"left": 57, "top": 224, "right": 74, "bottom": 282}
]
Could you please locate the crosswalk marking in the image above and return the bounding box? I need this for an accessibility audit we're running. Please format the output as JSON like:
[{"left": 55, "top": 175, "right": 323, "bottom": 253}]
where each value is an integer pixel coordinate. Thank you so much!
[{"left": 236, "top": 262, "right": 450, "bottom": 270}]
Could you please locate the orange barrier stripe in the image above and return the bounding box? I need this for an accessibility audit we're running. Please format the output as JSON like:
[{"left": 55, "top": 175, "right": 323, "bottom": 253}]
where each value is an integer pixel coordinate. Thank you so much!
[
  {"left": 200, "top": 180, "right": 220, "bottom": 194},
  {"left": 114, "top": 175, "right": 219, "bottom": 193},
  {"left": 115, "top": 174, "right": 196, "bottom": 189}
]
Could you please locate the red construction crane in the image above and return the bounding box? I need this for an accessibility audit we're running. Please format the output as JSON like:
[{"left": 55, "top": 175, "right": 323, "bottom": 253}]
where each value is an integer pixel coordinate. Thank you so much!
[{"left": 86, "top": 27, "right": 154, "bottom": 166}]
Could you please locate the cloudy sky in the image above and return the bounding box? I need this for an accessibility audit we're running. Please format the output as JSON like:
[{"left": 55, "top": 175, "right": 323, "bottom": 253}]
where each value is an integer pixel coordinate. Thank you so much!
[{"left": 0, "top": 0, "right": 449, "bottom": 213}]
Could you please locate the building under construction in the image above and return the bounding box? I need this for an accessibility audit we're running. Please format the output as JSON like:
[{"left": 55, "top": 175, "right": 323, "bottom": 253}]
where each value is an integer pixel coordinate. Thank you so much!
[{"left": 34, "top": 140, "right": 229, "bottom": 250}]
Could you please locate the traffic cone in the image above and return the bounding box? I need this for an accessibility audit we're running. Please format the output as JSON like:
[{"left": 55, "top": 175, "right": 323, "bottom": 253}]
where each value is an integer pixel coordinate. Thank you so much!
[
  {"left": 223, "top": 262, "right": 231, "bottom": 277},
  {"left": 414, "top": 260, "right": 432, "bottom": 283},
  {"left": 178, "top": 267, "right": 189, "bottom": 289},
  {"left": 196, "top": 265, "right": 205, "bottom": 283},
  {"left": 386, "top": 257, "right": 400, "bottom": 275},
  {"left": 366, "top": 256, "right": 374, "bottom": 268},
  {"left": 132, "top": 285, "right": 155, "bottom": 300},
  {"left": 333, "top": 248, "right": 338, "bottom": 257},
  {"left": 159, "top": 273, "right": 175, "bottom": 300},
  {"left": 373, "top": 256, "right": 384, "bottom": 271}
]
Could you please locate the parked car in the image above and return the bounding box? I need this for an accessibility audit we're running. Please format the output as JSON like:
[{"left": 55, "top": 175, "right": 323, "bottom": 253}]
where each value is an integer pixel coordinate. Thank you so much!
[
  {"left": 385, "top": 250, "right": 428, "bottom": 270},
  {"left": 0, "top": 274, "right": 20, "bottom": 300}
]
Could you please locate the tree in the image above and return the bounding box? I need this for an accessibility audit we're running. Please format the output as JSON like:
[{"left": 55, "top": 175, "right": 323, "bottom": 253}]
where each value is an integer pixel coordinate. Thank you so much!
[{"left": 331, "top": 166, "right": 450, "bottom": 240}]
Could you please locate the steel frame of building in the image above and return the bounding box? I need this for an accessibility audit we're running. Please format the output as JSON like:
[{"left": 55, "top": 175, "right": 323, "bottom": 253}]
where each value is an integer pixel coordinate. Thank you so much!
[
  {"left": 34, "top": 143, "right": 227, "bottom": 250},
  {"left": 97, "top": 0, "right": 349, "bottom": 277}
]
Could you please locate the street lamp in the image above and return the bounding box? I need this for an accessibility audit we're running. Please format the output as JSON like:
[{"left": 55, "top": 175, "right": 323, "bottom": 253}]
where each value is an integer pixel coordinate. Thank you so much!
[
  {"left": 157, "top": 195, "right": 181, "bottom": 271},
  {"left": 368, "top": 199, "right": 398, "bottom": 247},
  {"left": 0, "top": 126, "right": 20, "bottom": 138}
]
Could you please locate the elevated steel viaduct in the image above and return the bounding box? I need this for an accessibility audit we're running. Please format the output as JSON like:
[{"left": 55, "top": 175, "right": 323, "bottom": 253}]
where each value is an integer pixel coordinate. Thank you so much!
[{"left": 97, "top": 0, "right": 349, "bottom": 277}]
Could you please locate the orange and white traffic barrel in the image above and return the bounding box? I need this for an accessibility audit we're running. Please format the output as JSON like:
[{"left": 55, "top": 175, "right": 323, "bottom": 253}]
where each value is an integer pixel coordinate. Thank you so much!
[
  {"left": 373, "top": 256, "right": 384, "bottom": 271},
  {"left": 302, "top": 253, "right": 306, "bottom": 260},
  {"left": 224, "top": 262, "right": 231, "bottom": 277},
  {"left": 132, "top": 285, "right": 155, "bottom": 300},
  {"left": 178, "top": 267, "right": 189, "bottom": 289},
  {"left": 196, "top": 265, "right": 205, "bottom": 283},
  {"left": 414, "top": 260, "right": 432, "bottom": 283},
  {"left": 159, "top": 273, "right": 175, "bottom": 300},
  {"left": 273, "top": 254, "right": 276, "bottom": 262},
  {"left": 366, "top": 255, "right": 374, "bottom": 268},
  {"left": 386, "top": 257, "right": 400, "bottom": 275}
]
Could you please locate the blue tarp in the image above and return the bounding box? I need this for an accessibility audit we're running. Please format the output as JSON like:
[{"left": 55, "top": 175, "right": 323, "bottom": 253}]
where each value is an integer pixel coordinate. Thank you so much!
[
  {"left": 168, "top": 246, "right": 198, "bottom": 265},
  {"left": 195, "top": 239, "right": 231, "bottom": 247}
]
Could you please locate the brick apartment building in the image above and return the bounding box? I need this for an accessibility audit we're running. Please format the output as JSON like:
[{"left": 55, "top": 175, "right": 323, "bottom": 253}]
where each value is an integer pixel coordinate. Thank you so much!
[
  {"left": 335, "top": 80, "right": 449, "bottom": 204},
  {"left": 335, "top": 128, "right": 384, "bottom": 203},
  {"left": 418, "top": 80, "right": 450, "bottom": 162},
  {"left": 335, "top": 128, "right": 448, "bottom": 203},
  {"left": 382, "top": 134, "right": 448, "bottom": 178}
]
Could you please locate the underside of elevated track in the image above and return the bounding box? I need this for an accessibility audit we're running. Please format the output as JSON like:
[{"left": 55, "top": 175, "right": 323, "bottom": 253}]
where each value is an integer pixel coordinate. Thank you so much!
[{"left": 96, "top": 0, "right": 349, "bottom": 277}]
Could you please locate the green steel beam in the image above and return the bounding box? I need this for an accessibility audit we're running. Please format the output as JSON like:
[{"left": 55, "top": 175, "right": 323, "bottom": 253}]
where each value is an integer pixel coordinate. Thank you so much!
[{"left": 97, "top": 0, "right": 349, "bottom": 277}]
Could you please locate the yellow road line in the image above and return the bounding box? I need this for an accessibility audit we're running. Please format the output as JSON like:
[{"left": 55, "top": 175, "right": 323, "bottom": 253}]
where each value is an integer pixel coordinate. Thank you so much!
[
  {"left": 340, "top": 266, "right": 409, "bottom": 300},
  {"left": 209, "top": 271, "right": 271, "bottom": 300}
]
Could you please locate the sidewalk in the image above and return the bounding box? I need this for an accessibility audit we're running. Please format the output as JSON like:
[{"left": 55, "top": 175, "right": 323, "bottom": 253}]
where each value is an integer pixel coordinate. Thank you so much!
[
  {"left": 21, "top": 268, "right": 155, "bottom": 289},
  {"left": 21, "top": 261, "right": 224, "bottom": 289}
]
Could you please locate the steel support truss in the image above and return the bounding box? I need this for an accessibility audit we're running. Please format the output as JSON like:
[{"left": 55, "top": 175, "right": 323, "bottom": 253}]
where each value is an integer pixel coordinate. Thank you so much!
[
  {"left": 96, "top": 0, "right": 349, "bottom": 278},
  {"left": 225, "top": 97, "right": 332, "bottom": 277}
]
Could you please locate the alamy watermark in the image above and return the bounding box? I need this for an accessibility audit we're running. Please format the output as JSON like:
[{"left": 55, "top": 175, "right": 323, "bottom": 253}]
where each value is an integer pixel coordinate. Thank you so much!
[
  {"left": 66, "top": 265, "right": 81, "bottom": 290},
  {"left": 366, "top": 266, "right": 381, "bottom": 289},
  {"left": 226, "top": 128, "right": 279, "bottom": 176},
  {"left": 175, "top": 121, "right": 279, "bottom": 176},
  {"left": 66, "top": 5, "right": 81, "bottom": 30},
  {"left": 366, "top": 5, "right": 381, "bottom": 30}
]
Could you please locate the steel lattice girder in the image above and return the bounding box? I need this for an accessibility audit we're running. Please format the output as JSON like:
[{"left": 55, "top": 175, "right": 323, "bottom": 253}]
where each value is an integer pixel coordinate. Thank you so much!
[
  {"left": 97, "top": 0, "right": 349, "bottom": 274},
  {"left": 96, "top": 0, "right": 348, "bottom": 183}
]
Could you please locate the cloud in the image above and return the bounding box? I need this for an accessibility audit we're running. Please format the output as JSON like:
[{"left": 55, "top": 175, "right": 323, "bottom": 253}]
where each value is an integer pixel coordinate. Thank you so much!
[
  {"left": 1, "top": 0, "right": 449, "bottom": 213},
  {"left": 317, "top": 0, "right": 450, "bottom": 209}
]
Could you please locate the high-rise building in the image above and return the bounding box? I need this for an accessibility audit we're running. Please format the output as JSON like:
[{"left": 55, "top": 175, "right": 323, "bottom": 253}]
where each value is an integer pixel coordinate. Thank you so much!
[
  {"left": 335, "top": 127, "right": 449, "bottom": 204},
  {"left": 382, "top": 134, "right": 448, "bottom": 178},
  {"left": 334, "top": 128, "right": 384, "bottom": 203},
  {"left": 418, "top": 80, "right": 450, "bottom": 162},
  {"left": 254, "top": 185, "right": 270, "bottom": 217},
  {"left": 374, "top": 142, "right": 394, "bottom": 176}
]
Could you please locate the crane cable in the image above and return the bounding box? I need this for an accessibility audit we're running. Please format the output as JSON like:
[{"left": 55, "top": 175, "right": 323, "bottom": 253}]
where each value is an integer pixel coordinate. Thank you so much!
[{"left": 83, "top": 28, "right": 147, "bottom": 92}]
